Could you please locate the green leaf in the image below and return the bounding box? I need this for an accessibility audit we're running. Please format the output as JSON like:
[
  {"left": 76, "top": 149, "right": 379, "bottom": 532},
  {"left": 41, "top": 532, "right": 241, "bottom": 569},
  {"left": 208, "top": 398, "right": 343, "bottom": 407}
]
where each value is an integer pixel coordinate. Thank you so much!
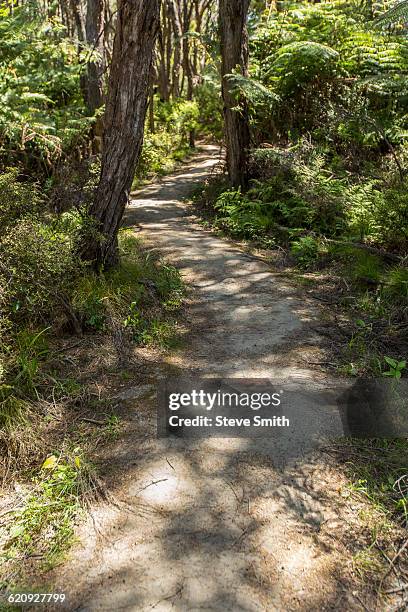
[
  {"left": 9, "top": 524, "right": 25, "bottom": 539},
  {"left": 42, "top": 455, "right": 57, "bottom": 470}
]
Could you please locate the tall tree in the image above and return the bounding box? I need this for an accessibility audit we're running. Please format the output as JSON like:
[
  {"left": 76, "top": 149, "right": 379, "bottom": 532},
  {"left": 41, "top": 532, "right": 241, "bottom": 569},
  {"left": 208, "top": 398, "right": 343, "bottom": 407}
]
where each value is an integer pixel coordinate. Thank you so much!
[
  {"left": 219, "top": 0, "right": 251, "bottom": 188},
  {"left": 85, "top": 0, "right": 105, "bottom": 113},
  {"left": 182, "top": 0, "right": 195, "bottom": 146},
  {"left": 82, "top": 0, "right": 161, "bottom": 268}
]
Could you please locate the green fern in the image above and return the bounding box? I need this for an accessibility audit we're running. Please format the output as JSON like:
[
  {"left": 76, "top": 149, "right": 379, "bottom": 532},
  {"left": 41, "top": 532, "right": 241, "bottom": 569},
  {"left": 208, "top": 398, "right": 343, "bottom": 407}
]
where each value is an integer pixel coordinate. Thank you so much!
[
  {"left": 375, "top": 0, "right": 408, "bottom": 25},
  {"left": 225, "top": 73, "right": 279, "bottom": 106}
]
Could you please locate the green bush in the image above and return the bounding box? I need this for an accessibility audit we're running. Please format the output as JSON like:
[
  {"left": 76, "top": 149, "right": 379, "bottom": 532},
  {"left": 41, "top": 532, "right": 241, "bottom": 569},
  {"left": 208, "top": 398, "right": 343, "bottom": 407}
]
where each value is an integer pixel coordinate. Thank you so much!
[
  {"left": 290, "top": 236, "right": 320, "bottom": 269},
  {"left": 214, "top": 188, "right": 274, "bottom": 237},
  {"left": 0, "top": 217, "right": 81, "bottom": 325},
  {"left": 382, "top": 266, "right": 408, "bottom": 305},
  {"left": 0, "top": 168, "right": 43, "bottom": 231},
  {"left": 136, "top": 98, "right": 199, "bottom": 181},
  {"left": 350, "top": 252, "right": 383, "bottom": 284},
  {"left": 372, "top": 186, "right": 408, "bottom": 250}
]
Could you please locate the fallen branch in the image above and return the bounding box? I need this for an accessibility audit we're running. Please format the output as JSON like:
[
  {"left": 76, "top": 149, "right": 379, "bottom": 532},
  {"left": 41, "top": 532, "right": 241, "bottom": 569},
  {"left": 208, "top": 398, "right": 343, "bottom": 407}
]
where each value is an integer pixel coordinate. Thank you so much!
[{"left": 80, "top": 417, "right": 105, "bottom": 426}]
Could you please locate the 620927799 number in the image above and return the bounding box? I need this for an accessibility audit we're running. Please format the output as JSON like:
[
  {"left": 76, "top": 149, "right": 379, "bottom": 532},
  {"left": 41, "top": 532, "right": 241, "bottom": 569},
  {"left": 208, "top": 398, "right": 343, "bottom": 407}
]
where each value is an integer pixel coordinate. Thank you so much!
[{"left": 7, "top": 593, "right": 66, "bottom": 604}]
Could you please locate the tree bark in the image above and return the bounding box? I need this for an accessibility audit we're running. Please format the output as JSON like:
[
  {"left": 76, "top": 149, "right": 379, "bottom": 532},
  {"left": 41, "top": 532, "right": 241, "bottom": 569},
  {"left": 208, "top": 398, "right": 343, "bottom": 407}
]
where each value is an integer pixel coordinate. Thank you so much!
[
  {"left": 70, "top": 0, "right": 86, "bottom": 45},
  {"left": 167, "top": 0, "right": 182, "bottom": 98},
  {"left": 85, "top": 0, "right": 105, "bottom": 114},
  {"left": 82, "top": 0, "right": 161, "bottom": 269},
  {"left": 157, "top": 1, "right": 171, "bottom": 101},
  {"left": 182, "top": 0, "right": 195, "bottom": 146},
  {"left": 219, "top": 0, "right": 251, "bottom": 188}
]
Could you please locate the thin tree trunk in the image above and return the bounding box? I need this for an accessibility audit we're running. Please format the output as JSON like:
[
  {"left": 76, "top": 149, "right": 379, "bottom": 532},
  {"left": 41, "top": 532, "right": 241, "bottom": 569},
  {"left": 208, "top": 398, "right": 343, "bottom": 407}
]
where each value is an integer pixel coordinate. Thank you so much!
[
  {"left": 149, "top": 65, "right": 156, "bottom": 133},
  {"left": 70, "top": 0, "right": 88, "bottom": 104},
  {"left": 182, "top": 0, "right": 195, "bottom": 146},
  {"left": 167, "top": 0, "right": 182, "bottom": 98},
  {"left": 219, "top": 0, "right": 251, "bottom": 188},
  {"left": 85, "top": 0, "right": 105, "bottom": 113},
  {"left": 70, "top": 0, "right": 86, "bottom": 43},
  {"left": 157, "top": 1, "right": 171, "bottom": 101},
  {"left": 82, "top": 0, "right": 161, "bottom": 269}
]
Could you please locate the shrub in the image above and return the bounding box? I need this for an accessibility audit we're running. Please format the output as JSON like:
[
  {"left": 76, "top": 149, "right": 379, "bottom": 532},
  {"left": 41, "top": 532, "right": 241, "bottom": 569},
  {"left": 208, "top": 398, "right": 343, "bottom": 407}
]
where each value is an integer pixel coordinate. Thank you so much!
[
  {"left": 71, "top": 231, "right": 184, "bottom": 344},
  {"left": 350, "top": 252, "right": 383, "bottom": 284},
  {"left": 373, "top": 186, "right": 408, "bottom": 251},
  {"left": 346, "top": 182, "right": 383, "bottom": 242},
  {"left": 290, "top": 236, "right": 320, "bottom": 268},
  {"left": 0, "top": 168, "right": 43, "bottom": 231},
  {"left": 214, "top": 188, "right": 274, "bottom": 237},
  {"left": 0, "top": 217, "right": 81, "bottom": 325},
  {"left": 382, "top": 266, "right": 408, "bottom": 305}
]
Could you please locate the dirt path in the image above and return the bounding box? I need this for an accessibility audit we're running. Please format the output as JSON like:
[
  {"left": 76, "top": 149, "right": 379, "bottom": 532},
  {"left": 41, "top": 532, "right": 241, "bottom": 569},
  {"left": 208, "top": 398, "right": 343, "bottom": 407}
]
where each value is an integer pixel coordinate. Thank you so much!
[{"left": 50, "top": 146, "right": 373, "bottom": 611}]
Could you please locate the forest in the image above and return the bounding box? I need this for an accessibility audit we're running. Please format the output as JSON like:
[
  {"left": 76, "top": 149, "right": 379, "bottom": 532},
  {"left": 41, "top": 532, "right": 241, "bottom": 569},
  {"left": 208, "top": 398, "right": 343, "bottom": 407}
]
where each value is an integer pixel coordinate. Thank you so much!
[{"left": 0, "top": 0, "right": 408, "bottom": 609}]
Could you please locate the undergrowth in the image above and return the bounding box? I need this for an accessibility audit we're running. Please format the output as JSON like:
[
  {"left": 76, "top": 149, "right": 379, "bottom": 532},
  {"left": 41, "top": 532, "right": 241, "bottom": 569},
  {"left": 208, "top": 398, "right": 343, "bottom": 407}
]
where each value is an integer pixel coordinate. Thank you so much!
[
  {"left": 0, "top": 449, "right": 102, "bottom": 584},
  {"left": 133, "top": 98, "right": 199, "bottom": 186}
]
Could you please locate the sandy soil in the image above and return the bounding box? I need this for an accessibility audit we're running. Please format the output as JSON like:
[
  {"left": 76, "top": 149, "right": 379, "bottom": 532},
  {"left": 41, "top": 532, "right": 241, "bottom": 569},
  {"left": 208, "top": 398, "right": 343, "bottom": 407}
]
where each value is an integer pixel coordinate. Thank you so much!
[{"left": 41, "top": 146, "right": 383, "bottom": 611}]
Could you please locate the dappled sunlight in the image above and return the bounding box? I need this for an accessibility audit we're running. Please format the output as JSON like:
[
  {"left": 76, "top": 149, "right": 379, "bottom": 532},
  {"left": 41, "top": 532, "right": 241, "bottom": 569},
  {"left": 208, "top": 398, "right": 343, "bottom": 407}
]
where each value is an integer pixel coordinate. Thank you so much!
[{"left": 128, "top": 460, "right": 197, "bottom": 510}]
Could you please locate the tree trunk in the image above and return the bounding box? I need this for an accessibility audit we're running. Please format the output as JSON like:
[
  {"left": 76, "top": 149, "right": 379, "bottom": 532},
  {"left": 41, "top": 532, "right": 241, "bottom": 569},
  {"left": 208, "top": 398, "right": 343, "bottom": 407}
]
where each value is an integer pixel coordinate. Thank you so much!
[
  {"left": 85, "top": 0, "right": 105, "bottom": 114},
  {"left": 219, "top": 0, "right": 251, "bottom": 188},
  {"left": 70, "top": 0, "right": 86, "bottom": 44},
  {"left": 156, "top": 1, "right": 171, "bottom": 101},
  {"left": 167, "top": 0, "right": 182, "bottom": 98},
  {"left": 149, "top": 66, "right": 156, "bottom": 133},
  {"left": 82, "top": 0, "right": 161, "bottom": 269},
  {"left": 182, "top": 0, "right": 195, "bottom": 146}
]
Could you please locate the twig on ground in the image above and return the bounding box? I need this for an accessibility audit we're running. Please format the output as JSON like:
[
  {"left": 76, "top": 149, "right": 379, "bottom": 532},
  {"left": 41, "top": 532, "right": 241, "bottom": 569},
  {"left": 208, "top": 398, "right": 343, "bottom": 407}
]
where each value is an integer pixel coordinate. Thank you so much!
[
  {"left": 149, "top": 584, "right": 184, "bottom": 609},
  {"left": 166, "top": 457, "right": 175, "bottom": 471},
  {"left": 381, "top": 538, "right": 408, "bottom": 584},
  {"left": 80, "top": 418, "right": 105, "bottom": 425},
  {"left": 134, "top": 479, "right": 168, "bottom": 495}
]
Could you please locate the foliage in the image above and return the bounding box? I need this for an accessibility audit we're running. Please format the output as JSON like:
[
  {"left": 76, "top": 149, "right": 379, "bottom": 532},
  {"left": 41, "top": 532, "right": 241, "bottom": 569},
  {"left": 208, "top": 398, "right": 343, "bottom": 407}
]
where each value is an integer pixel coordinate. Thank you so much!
[
  {"left": 0, "top": 168, "right": 43, "bottom": 231},
  {"left": 376, "top": 0, "right": 408, "bottom": 25},
  {"left": 136, "top": 98, "right": 200, "bottom": 182},
  {"left": 290, "top": 236, "right": 320, "bottom": 268},
  {"left": 213, "top": 188, "right": 274, "bottom": 237},
  {"left": 0, "top": 216, "right": 81, "bottom": 325},
  {"left": 207, "top": 131, "right": 408, "bottom": 255},
  {"left": 382, "top": 356, "right": 406, "bottom": 378},
  {"left": 0, "top": 450, "right": 98, "bottom": 570},
  {"left": 195, "top": 75, "right": 224, "bottom": 141},
  {"left": 382, "top": 266, "right": 408, "bottom": 304},
  {"left": 0, "top": 2, "right": 91, "bottom": 170},
  {"left": 248, "top": 1, "right": 408, "bottom": 143}
]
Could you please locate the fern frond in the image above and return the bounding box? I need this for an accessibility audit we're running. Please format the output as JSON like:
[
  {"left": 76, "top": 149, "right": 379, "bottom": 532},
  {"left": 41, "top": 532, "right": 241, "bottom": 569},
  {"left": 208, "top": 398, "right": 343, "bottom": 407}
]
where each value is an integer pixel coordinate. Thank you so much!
[
  {"left": 375, "top": 0, "right": 408, "bottom": 25},
  {"left": 225, "top": 73, "right": 279, "bottom": 106}
]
